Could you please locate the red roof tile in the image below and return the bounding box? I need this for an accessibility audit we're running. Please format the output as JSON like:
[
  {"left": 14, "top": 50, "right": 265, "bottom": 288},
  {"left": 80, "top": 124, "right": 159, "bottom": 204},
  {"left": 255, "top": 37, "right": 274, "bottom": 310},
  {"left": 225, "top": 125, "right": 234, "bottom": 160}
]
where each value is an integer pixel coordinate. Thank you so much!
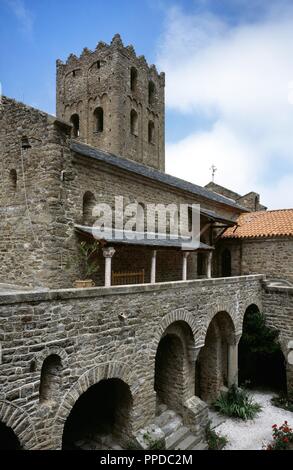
[{"left": 222, "top": 209, "right": 293, "bottom": 239}]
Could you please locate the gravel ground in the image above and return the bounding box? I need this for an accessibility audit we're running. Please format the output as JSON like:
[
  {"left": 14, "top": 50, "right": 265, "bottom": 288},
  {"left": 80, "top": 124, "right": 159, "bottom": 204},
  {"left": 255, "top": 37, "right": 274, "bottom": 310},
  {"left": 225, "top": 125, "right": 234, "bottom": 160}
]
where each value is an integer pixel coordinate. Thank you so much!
[{"left": 212, "top": 390, "right": 293, "bottom": 450}]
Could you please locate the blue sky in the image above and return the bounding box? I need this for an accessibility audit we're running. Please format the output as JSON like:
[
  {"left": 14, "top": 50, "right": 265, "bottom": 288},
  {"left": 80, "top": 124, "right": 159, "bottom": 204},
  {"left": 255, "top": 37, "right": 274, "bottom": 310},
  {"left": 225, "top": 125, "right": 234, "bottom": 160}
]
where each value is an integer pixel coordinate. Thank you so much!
[{"left": 1, "top": 0, "right": 293, "bottom": 208}]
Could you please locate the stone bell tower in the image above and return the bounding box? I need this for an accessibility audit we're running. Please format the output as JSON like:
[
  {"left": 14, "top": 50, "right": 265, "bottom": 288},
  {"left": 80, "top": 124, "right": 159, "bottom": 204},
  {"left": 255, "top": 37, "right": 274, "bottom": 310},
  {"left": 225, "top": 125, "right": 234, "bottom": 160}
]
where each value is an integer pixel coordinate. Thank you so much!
[{"left": 56, "top": 34, "right": 165, "bottom": 171}]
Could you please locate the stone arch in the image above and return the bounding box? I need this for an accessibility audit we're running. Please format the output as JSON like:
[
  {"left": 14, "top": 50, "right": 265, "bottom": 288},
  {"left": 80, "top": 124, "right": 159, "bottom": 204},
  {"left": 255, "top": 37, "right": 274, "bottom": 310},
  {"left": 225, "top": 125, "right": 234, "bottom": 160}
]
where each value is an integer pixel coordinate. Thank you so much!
[
  {"left": 151, "top": 309, "right": 199, "bottom": 357},
  {"left": 154, "top": 320, "right": 196, "bottom": 413},
  {"left": 200, "top": 302, "right": 240, "bottom": 345},
  {"left": 0, "top": 400, "right": 38, "bottom": 450},
  {"left": 52, "top": 361, "right": 137, "bottom": 450},
  {"left": 240, "top": 299, "right": 262, "bottom": 330},
  {"left": 34, "top": 346, "right": 68, "bottom": 372},
  {"left": 196, "top": 310, "right": 237, "bottom": 402},
  {"left": 239, "top": 301, "right": 286, "bottom": 391}
]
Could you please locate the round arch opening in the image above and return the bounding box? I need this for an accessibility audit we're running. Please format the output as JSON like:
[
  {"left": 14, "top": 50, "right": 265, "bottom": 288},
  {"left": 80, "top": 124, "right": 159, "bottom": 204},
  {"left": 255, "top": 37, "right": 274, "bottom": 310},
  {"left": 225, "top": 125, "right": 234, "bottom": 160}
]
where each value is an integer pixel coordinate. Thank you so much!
[
  {"left": 62, "top": 378, "right": 133, "bottom": 450},
  {"left": 154, "top": 320, "right": 195, "bottom": 415},
  {"left": 0, "top": 421, "right": 21, "bottom": 450},
  {"left": 238, "top": 304, "right": 287, "bottom": 392},
  {"left": 196, "top": 311, "right": 236, "bottom": 403}
]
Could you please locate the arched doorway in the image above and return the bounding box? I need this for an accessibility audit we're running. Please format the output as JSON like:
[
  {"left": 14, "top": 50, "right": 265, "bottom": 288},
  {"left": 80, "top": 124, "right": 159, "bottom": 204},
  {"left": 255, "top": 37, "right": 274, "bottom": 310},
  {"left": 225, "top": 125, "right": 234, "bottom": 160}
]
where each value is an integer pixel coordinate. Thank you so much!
[
  {"left": 239, "top": 304, "right": 287, "bottom": 392},
  {"left": 154, "top": 321, "right": 195, "bottom": 415},
  {"left": 196, "top": 311, "right": 235, "bottom": 403},
  {"left": 221, "top": 249, "right": 231, "bottom": 277},
  {"left": 0, "top": 421, "right": 21, "bottom": 450},
  {"left": 62, "top": 378, "right": 133, "bottom": 450}
]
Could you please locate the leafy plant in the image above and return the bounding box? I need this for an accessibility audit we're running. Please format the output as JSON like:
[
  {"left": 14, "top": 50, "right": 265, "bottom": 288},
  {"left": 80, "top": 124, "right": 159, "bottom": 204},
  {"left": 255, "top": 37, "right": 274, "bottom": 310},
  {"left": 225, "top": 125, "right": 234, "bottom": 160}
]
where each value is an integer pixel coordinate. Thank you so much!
[
  {"left": 205, "top": 421, "right": 228, "bottom": 450},
  {"left": 238, "top": 306, "right": 284, "bottom": 389},
  {"left": 79, "top": 240, "right": 100, "bottom": 279},
  {"left": 143, "top": 432, "right": 166, "bottom": 450},
  {"left": 213, "top": 385, "right": 262, "bottom": 420},
  {"left": 265, "top": 421, "right": 293, "bottom": 450}
]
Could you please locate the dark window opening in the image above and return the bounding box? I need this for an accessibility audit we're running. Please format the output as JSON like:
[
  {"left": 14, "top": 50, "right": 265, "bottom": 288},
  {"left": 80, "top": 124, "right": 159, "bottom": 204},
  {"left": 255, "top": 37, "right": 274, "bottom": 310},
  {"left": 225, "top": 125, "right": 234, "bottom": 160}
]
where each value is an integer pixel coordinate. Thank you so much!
[
  {"left": 9, "top": 169, "right": 17, "bottom": 191},
  {"left": 221, "top": 248, "right": 231, "bottom": 277},
  {"left": 130, "top": 67, "right": 138, "bottom": 92},
  {"left": 70, "top": 114, "right": 80, "bottom": 138},
  {"left": 97, "top": 60, "right": 101, "bottom": 69},
  {"left": 130, "top": 109, "right": 138, "bottom": 136},
  {"left": 94, "top": 107, "right": 104, "bottom": 133},
  {"left": 148, "top": 81, "right": 156, "bottom": 106},
  {"left": 148, "top": 120, "right": 155, "bottom": 144},
  {"left": 197, "top": 252, "right": 205, "bottom": 277}
]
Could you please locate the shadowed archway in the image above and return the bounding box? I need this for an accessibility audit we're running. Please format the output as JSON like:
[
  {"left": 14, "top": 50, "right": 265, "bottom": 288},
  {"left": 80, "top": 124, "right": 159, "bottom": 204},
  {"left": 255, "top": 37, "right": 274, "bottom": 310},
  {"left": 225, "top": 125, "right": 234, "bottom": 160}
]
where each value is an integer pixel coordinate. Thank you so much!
[
  {"left": 154, "top": 320, "right": 195, "bottom": 416},
  {"left": 62, "top": 378, "right": 133, "bottom": 450},
  {"left": 0, "top": 421, "right": 21, "bottom": 450},
  {"left": 239, "top": 304, "right": 287, "bottom": 392},
  {"left": 196, "top": 311, "right": 236, "bottom": 403}
]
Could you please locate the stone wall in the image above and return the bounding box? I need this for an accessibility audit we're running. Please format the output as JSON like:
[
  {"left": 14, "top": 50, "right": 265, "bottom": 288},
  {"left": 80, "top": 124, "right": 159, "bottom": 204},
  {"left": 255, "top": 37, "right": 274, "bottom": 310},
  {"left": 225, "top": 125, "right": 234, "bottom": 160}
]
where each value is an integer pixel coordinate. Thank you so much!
[
  {"left": 262, "top": 283, "right": 293, "bottom": 398},
  {"left": 0, "top": 97, "right": 72, "bottom": 289},
  {"left": 0, "top": 275, "right": 262, "bottom": 449},
  {"left": 217, "top": 238, "right": 293, "bottom": 284}
]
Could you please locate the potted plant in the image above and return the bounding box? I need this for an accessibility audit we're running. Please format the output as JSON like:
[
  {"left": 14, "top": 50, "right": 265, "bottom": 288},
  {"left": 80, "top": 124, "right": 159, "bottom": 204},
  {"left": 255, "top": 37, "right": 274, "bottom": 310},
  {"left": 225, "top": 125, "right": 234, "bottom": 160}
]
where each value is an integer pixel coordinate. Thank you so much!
[{"left": 74, "top": 240, "right": 100, "bottom": 288}]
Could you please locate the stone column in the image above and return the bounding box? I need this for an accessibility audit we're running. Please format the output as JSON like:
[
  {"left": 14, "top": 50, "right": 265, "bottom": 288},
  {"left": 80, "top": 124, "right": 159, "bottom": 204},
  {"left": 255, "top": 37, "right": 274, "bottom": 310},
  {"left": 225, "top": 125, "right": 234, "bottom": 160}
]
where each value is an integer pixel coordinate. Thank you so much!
[
  {"left": 182, "top": 252, "right": 190, "bottom": 281},
  {"left": 103, "top": 247, "right": 116, "bottom": 287},
  {"left": 151, "top": 250, "right": 157, "bottom": 284},
  {"left": 206, "top": 251, "right": 213, "bottom": 279},
  {"left": 227, "top": 336, "right": 241, "bottom": 387}
]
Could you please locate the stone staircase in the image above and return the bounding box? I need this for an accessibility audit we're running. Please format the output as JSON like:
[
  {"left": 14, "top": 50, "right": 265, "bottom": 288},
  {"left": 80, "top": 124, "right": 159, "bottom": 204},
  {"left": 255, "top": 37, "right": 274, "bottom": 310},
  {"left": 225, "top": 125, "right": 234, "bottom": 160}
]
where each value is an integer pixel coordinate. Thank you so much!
[{"left": 154, "top": 407, "right": 207, "bottom": 450}]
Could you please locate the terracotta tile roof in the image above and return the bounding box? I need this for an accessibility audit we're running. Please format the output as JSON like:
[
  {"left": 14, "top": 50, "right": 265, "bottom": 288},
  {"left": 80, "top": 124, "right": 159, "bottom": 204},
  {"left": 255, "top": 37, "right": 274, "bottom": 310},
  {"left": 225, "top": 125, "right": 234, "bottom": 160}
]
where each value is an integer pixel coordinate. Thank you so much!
[{"left": 222, "top": 209, "right": 293, "bottom": 239}]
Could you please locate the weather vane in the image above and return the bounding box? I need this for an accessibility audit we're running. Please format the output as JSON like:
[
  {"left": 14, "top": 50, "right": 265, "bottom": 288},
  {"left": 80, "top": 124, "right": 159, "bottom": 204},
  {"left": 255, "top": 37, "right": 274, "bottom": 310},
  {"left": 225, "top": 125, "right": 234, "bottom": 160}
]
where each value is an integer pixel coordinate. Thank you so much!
[{"left": 210, "top": 165, "right": 217, "bottom": 183}]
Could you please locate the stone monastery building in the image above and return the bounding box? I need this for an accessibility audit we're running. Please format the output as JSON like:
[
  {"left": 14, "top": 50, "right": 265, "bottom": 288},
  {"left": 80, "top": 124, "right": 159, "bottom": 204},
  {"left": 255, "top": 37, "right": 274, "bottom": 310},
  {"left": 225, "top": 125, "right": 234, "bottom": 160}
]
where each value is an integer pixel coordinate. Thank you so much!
[{"left": 0, "top": 34, "right": 292, "bottom": 450}]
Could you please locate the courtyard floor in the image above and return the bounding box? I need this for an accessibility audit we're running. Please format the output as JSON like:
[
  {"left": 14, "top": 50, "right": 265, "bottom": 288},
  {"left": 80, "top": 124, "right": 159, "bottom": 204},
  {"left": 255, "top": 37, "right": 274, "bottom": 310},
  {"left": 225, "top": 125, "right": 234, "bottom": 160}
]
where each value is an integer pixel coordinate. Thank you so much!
[{"left": 209, "top": 390, "right": 293, "bottom": 450}]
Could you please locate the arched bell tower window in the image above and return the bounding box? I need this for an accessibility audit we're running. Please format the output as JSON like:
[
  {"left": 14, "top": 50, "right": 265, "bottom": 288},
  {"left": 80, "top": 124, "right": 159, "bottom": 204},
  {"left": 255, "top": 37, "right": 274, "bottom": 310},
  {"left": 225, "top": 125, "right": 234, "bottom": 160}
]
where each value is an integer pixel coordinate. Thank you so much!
[
  {"left": 94, "top": 107, "right": 104, "bottom": 133},
  {"left": 130, "top": 67, "right": 138, "bottom": 92},
  {"left": 148, "top": 121, "right": 155, "bottom": 144},
  {"left": 9, "top": 169, "right": 17, "bottom": 191},
  {"left": 148, "top": 81, "right": 156, "bottom": 106},
  {"left": 130, "top": 109, "right": 138, "bottom": 136},
  {"left": 70, "top": 114, "right": 80, "bottom": 137}
]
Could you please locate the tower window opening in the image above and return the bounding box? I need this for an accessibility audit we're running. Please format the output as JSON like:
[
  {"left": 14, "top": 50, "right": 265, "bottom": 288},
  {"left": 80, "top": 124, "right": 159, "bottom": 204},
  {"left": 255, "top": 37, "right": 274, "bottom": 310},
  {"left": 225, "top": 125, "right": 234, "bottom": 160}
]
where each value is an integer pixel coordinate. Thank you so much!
[
  {"left": 148, "top": 120, "right": 155, "bottom": 144},
  {"left": 94, "top": 107, "right": 104, "bottom": 133},
  {"left": 130, "top": 67, "right": 138, "bottom": 92},
  {"left": 70, "top": 114, "right": 80, "bottom": 138},
  {"left": 9, "top": 169, "right": 17, "bottom": 191},
  {"left": 97, "top": 60, "right": 101, "bottom": 69},
  {"left": 148, "top": 81, "right": 156, "bottom": 106},
  {"left": 130, "top": 109, "right": 138, "bottom": 136}
]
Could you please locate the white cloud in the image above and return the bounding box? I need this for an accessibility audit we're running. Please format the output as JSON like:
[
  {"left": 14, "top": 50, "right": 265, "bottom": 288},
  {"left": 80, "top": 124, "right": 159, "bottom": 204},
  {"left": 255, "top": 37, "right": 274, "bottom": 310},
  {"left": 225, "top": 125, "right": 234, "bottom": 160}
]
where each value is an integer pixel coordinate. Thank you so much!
[
  {"left": 5, "top": 0, "right": 34, "bottom": 36},
  {"left": 158, "top": 6, "right": 293, "bottom": 209}
]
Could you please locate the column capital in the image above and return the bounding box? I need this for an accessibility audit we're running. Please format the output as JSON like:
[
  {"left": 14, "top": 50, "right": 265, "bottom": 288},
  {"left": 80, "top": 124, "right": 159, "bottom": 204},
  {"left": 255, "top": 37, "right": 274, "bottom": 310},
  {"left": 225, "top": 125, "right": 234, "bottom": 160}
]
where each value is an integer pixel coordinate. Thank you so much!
[
  {"left": 182, "top": 251, "right": 190, "bottom": 258},
  {"left": 103, "top": 247, "right": 116, "bottom": 258}
]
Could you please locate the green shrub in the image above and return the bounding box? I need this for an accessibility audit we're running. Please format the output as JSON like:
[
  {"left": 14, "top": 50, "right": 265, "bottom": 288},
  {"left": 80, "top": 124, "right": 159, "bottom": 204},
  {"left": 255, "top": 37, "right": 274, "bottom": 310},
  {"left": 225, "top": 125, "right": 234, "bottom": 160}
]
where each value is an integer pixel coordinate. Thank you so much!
[
  {"left": 205, "top": 421, "right": 228, "bottom": 450},
  {"left": 143, "top": 432, "right": 166, "bottom": 450},
  {"left": 213, "top": 385, "right": 262, "bottom": 420}
]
